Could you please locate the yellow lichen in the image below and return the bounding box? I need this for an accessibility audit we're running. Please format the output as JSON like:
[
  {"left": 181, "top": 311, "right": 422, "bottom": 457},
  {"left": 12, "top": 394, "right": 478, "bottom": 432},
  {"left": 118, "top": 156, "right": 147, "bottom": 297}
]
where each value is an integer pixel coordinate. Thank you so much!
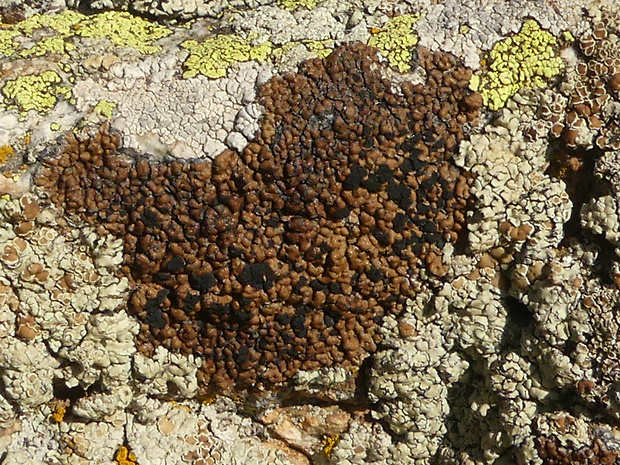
[
  {"left": 303, "top": 39, "right": 334, "bottom": 58},
  {"left": 470, "top": 19, "right": 565, "bottom": 110},
  {"left": 114, "top": 446, "right": 138, "bottom": 465},
  {"left": 0, "top": 10, "right": 171, "bottom": 116},
  {"left": 17, "top": 10, "right": 85, "bottom": 36},
  {"left": 271, "top": 39, "right": 334, "bottom": 63},
  {"left": 19, "top": 35, "right": 76, "bottom": 58},
  {"left": 0, "top": 29, "right": 19, "bottom": 57},
  {"left": 1, "top": 9, "right": 170, "bottom": 59},
  {"left": 368, "top": 14, "right": 421, "bottom": 73},
  {"left": 3, "top": 10, "right": 83, "bottom": 58}
]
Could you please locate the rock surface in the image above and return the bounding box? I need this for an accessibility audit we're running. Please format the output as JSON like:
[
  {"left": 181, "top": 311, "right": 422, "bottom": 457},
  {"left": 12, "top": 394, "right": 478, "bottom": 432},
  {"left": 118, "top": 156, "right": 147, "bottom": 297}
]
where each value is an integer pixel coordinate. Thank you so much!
[{"left": 1, "top": 0, "right": 620, "bottom": 464}]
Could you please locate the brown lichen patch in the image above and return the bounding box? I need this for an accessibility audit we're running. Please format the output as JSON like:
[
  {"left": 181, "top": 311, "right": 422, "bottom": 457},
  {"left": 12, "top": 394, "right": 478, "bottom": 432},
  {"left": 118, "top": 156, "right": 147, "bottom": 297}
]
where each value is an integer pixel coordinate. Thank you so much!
[
  {"left": 37, "top": 43, "right": 479, "bottom": 392},
  {"left": 536, "top": 434, "right": 620, "bottom": 464}
]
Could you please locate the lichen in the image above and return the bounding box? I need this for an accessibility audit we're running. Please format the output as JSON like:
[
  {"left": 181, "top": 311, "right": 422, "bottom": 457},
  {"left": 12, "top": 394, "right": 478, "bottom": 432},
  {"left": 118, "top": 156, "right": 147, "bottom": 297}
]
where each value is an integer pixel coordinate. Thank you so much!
[
  {"left": 16, "top": 10, "right": 85, "bottom": 36},
  {"left": 181, "top": 34, "right": 273, "bottom": 79},
  {"left": 368, "top": 14, "right": 421, "bottom": 73},
  {"left": 0, "top": 9, "right": 169, "bottom": 59},
  {"left": 180, "top": 29, "right": 338, "bottom": 79},
  {"left": 469, "top": 19, "right": 565, "bottom": 110},
  {"left": 114, "top": 446, "right": 139, "bottom": 465},
  {"left": 1, "top": 71, "right": 71, "bottom": 115},
  {"left": 0, "top": 29, "right": 19, "bottom": 57},
  {"left": 74, "top": 11, "right": 171, "bottom": 54},
  {"left": 39, "top": 44, "right": 481, "bottom": 392},
  {"left": 277, "top": 0, "right": 322, "bottom": 9},
  {"left": 0, "top": 145, "right": 14, "bottom": 165},
  {"left": 299, "top": 39, "right": 333, "bottom": 59},
  {"left": 51, "top": 405, "right": 66, "bottom": 423},
  {"left": 322, "top": 434, "right": 340, "bottom": 458},
  {"left": 93, "top": 99, "right": 116, "bottom": 119}
]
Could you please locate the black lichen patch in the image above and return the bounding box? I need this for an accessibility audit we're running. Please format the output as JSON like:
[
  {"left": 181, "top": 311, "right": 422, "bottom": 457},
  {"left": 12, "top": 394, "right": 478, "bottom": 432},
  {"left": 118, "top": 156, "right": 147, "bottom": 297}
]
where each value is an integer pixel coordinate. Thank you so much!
[
  {"left": 37, "top": 43, "right": 481, "bottom": 393},
  {"left": 239, "top": 263, "right": 275, "bottom": 290}
]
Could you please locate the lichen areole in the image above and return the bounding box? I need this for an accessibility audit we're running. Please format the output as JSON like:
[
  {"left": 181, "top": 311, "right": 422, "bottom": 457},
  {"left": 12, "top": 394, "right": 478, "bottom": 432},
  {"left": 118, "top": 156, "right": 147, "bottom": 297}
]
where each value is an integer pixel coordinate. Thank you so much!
[{"left": 37, "top": 43, "right": 481, "bottom": 393}]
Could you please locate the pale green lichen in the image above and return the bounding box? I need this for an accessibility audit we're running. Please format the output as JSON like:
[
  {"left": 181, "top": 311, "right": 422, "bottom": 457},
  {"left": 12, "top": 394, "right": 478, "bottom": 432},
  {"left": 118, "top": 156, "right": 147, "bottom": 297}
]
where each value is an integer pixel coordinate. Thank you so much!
[
  {"left": 0, "top": 29, "right": 19, "bottom": 57},
  {"left": 368, "top": 14, "right": 421, "bottom": 73},
  {"left": 181, "top": 32, "right": 335, "bottom": 79},
  {"left": 74, "top": 11, "right": 171, "bottom": 54},
  {"left": 277, "top": 0, "right": 322, "bottom": 10},
  {"left": 181, "top": 34, "right": 273, "bottom": 79},
  {"left": 272, "top": 39, "right": 334, "bottom": 63},
  {"left": 17, "top": 10, "right": 84, "bottom": 36},
  {"left": 303, "top": 39, "right": 333, "bottom": 58},
  {"left": 1, "top": 9, "right": 170, "bottom": 59},
  {"left": 469, "top": 19, "right": 565, "bottom": 110},
  {"left": 94, "top": 99, "right": 116, "bottom": 119},
  {"left": 1, "top": 71, "right": 71, "bottom": 115},
  {"left": 20, "top": 35, "right": 75, "bottom": 58}
]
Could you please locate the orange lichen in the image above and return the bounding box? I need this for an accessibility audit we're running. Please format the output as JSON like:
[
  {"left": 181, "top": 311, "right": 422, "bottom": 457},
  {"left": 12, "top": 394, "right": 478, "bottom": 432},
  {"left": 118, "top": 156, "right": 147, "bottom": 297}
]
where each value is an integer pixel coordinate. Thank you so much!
[
  {"left": 0, "top": 145, "right": 14, "bottom": 164},
  {"left": 52, "top": 406, "right": 65, "bottom": 422},
  {"left": 51, "top": 404, "right": 66, "bottom": 423},
  {"left": 322, "top": 434, "right": 340, "bottom": 458},
  {"left": 114, "top": 446, "right": 139, "bottom": 465}
]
